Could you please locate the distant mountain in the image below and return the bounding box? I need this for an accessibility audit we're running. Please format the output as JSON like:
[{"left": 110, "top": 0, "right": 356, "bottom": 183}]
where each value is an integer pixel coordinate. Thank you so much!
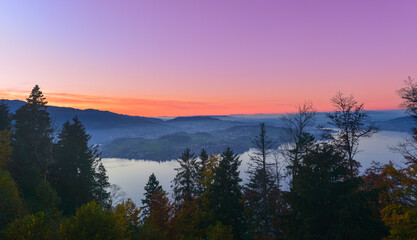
[
  {"left": 375, "top": 116, "right": 414, "bottom": 133},
  {"left": 102, "top": 125, "right": 288, "bottom": 161}
]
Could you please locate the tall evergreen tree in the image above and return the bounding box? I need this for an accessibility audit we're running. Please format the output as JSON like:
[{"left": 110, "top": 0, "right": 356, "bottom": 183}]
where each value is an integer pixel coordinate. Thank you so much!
[
  {"left": 245, "top": 123, "right": 277, "bottom": 238},
  {"left": 51, "top": 116, "right": 109, "bottom": 214},
  {"left": 142, "top": 173, "right": 163, "bottom": 216},
  {"left": 208, "top": 148, "right": 245, "bottom": 239},
  {"left": 172, "top": 148, "right": 198, "bottom": 204},
  {"left": 11, "top": 85, "right": 54, "bottom": 201},
  {"left": 288, "top": 143, "right": 386, "bottom": 240}
]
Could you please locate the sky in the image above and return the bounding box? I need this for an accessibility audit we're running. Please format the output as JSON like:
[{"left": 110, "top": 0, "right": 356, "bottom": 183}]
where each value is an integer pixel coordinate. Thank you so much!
[{"left": 1, "top": 0, "right": 417, "bottom": 117}]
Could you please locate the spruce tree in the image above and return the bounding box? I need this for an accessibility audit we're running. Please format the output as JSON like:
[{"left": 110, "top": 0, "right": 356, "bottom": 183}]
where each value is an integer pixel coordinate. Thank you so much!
[
  {"left": 51, "top": 116, "right": 109, "bottom": 214},
  {"left": 11, "top": 85, "right": 54, "bottom": 201},
  {"left": 209, "top": 148, "right": 244, "bottom": 239},
  {"left": 172, "top": 148, "right": 198, "bottom": 204},
  {"left": 142, "top": 173, "right": 163, "bottom": 216}
]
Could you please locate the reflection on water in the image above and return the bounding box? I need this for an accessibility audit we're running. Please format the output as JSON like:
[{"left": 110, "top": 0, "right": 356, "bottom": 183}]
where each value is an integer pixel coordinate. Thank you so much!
[{"left": 102, "top": 131, "right": 408, "bottom": 206}]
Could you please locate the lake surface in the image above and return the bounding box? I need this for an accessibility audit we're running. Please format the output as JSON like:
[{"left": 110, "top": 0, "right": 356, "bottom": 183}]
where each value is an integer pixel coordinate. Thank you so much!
[{"left": 102, "top": 131, "right": 409, "bottom": 206}]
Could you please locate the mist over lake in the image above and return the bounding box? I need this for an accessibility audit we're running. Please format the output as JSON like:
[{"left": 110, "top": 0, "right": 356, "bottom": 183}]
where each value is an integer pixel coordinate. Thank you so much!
[{"left": 103, "top": 130, "right": 408, "bottom": 205}]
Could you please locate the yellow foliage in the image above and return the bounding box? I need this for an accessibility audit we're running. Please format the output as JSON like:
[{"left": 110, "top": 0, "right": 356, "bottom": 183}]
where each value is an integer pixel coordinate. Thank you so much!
[{"left": 379, "top": 162, "right": 417, "bottom": 239}]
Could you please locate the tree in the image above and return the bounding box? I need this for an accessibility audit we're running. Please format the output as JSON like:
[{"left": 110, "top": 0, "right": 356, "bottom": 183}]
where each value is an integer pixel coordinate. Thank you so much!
[
  {"left": 197, "top": 149, "right": 209, "bottom": 195},
  {"left": 1, "top": 212, "right": 56, "bottom": 240},
  {"left": 51, "top": 116, "right": 109, "bottom": 214},
  {"left": 0, "top": 101, "right": 11, "bottom": 131},
  {"left": 11, "top": 85, "right": 54, "bottom": 206},
  {"left": 145, "top": 189, "right": 173, "bottom": 239},
  {"left": 282, "top": 102, "right": 316, "bottom": 180},
  {"left": 208, "top": 148, "right": 244, "bottom": 239},
  {"left": 114, "top": 199, "right": 142, "bottom": 239},
  {"left": 58, "top": 201, "right": 129, "bottom": 240},
  {"left": 172, "top": 148, "right": 199, "bottom": 204},
  {"left": 245, "top": 123, "right": 277, "bottom": 238},
  {"left": 379, "top": 163, "right": 417, "bottom": 239},
  {"left": 0, "top": 130, "right": 12, "bottom": 170},
  {"left": 325, "top": 92, "right": 377, "bottom": 177},
  {"left": 288, "top": 143, "right": 386, "bottom": 240},
  {"left": 142, "top": 173, "right": 163, "bottom": 216},
  {"left": 0, "top": 170, "right": 25, "bottom": 230}
]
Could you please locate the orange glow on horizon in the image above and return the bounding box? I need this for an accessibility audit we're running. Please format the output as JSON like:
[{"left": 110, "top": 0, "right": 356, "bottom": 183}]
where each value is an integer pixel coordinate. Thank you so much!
[{"left": 0, "top": 89, "right": 402, "bottom": 117}]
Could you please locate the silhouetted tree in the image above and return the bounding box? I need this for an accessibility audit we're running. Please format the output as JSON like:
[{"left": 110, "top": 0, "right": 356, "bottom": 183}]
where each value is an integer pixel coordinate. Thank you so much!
[
  {"left": 245, "top": 123, "right": 277, "bottom": 238},
  {"left": 51, "top": 116, "right": 109, "bottom": 214},
  {"left": 142, "top": 173, "right": 163, "bottom": 216},
  {"left": 197, "top": 149, "right": 209, "bottom": 195},
  {"left": 325, "top": 92, "right": 376, "bottom": 177},
  {"left": 11, "top": 85, "right": 54, "bottom": 203},
  {"left": 0, "top": 101, "right": 11, "bottom": 131},
  {"left": 172, "top": 148, "right": 198, "bottom": 204},
  {"left": 208, "top": 148, "right": 245, "bottom": 239},
  {"left": 288, "top": 143, "right": 386, "bottom": 240}
]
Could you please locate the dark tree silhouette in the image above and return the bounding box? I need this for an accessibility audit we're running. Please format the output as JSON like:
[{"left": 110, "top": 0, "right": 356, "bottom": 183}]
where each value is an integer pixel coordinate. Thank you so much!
[{"left": 141, "top": 173, "right": 163, "bottom": 216}]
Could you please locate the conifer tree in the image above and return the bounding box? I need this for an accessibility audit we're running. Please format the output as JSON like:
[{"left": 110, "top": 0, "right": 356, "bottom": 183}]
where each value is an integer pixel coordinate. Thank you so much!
[
  {"left": 245, "top": 123, "right": 276, "bottom": 238},
  {"left": 209, "top": 148, "right": 244, "bottom": 239},
  {"left": 0, "top": 101, "right": 11, "bottom": 131},
  {"left": 172, "top": 148, "right": 198, "bottom": 204},
  {"left": 51, "top": 116, "right": 109, "bottom": 214},
  {"left": 142, "top": 173, "right": 163, "bottom": 216},
  {"left": 288, "top": 143, "right": 386, "bottom": 240},
  {"left": 11, "top": 85, "right": 54, "bottom": 201},
  {"left": 197, "top": 149, "right": 209, "bottom": 195}
]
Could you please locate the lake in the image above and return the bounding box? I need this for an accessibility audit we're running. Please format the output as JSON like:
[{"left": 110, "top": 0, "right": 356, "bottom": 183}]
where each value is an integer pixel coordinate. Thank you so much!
[{"left": 102, "top": 131, "right": 409, "bottom": 206}]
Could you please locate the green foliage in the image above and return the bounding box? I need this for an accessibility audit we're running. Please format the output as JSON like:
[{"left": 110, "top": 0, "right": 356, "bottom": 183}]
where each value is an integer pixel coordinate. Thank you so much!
[
  {"left": 58, "top": 201, "right": 129, "bottom": 240},
  {"left": 29, "top": 179, "right": 61, "bottom": 213},
  {"left": 1, "top": 212, "right": 56, "bottom": 240},
  {"left": 0, "top": 170, "right": 25, "bottom": 230},
  {"left": 206, "top": 222, "right": 233, "bottom": 240},
  {"left": 51, "top": 117, "right": 110, "bottom": 214},
  {"left": 113, "top": 199, "right": 142, "bottom": 239}
]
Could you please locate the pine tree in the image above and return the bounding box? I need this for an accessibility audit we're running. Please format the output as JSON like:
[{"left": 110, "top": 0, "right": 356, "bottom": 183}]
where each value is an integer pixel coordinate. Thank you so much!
[
  {"left": 208, "top": 148, "right": 244, "bottom": 239},
  {"left": 11, "top": 85, "right": 54, "bottom": 201},
  {"left": 172, "top": 148, "right": 198, "bottom": 204},
  {"left": 142, "top": 173, "right": 163, "bottom": 216},
  {"left": 51, "top": 116, "right": 109, "bottom": 214}
]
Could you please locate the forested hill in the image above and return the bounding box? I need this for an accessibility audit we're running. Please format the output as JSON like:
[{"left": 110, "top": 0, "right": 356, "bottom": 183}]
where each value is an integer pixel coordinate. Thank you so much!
[{"left": 2, "top": 99, "right": 412, "bottom": 159}]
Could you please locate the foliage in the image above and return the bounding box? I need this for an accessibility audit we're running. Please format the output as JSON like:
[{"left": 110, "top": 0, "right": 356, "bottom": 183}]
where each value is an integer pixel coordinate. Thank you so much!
[
  {"left": 379, "top": 163, "right": 417, "bottom": 239},
  {"left": 141, "top": 173, "right": 162, "bottom": 216},
  {"left": 208, "top": 148, "right": 244, "bottom": 239},
  {"left": 288, "top": 143, "right": 386, "bottom": 240},
  {"left": 11, "top": 85, "right": 54, "bottom": 203},
  {"left": 1, "top": 212, "right": 56, "bottom": 240},
  {"left": 206, "top": 222, "right": 233, "bottom": 240},
  {"left": 58, "top": 201, "right": 129, "bottom": 240},
  {"left": 0, "top": 130, "right": 12, "bottom": 170},
  {"left": 0, "top": 101, "right": 11, "bottom": 131},
  {"left": 114, "top": 199, "right": 142, "bottom": 239},
  {"left": 173, "top": 148, "right": 199, "bottom": 203},
  {"left": 51, "top": 117, "right": 109, "bottom": 214},
  {"left": 0, "top": 170, "right": 25, "bottom": 230}
]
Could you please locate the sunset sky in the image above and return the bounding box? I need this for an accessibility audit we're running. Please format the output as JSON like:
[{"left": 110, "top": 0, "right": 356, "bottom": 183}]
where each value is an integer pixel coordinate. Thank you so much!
[{"left": 1, "top": 1, "right": 417, "bottom": 116}]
